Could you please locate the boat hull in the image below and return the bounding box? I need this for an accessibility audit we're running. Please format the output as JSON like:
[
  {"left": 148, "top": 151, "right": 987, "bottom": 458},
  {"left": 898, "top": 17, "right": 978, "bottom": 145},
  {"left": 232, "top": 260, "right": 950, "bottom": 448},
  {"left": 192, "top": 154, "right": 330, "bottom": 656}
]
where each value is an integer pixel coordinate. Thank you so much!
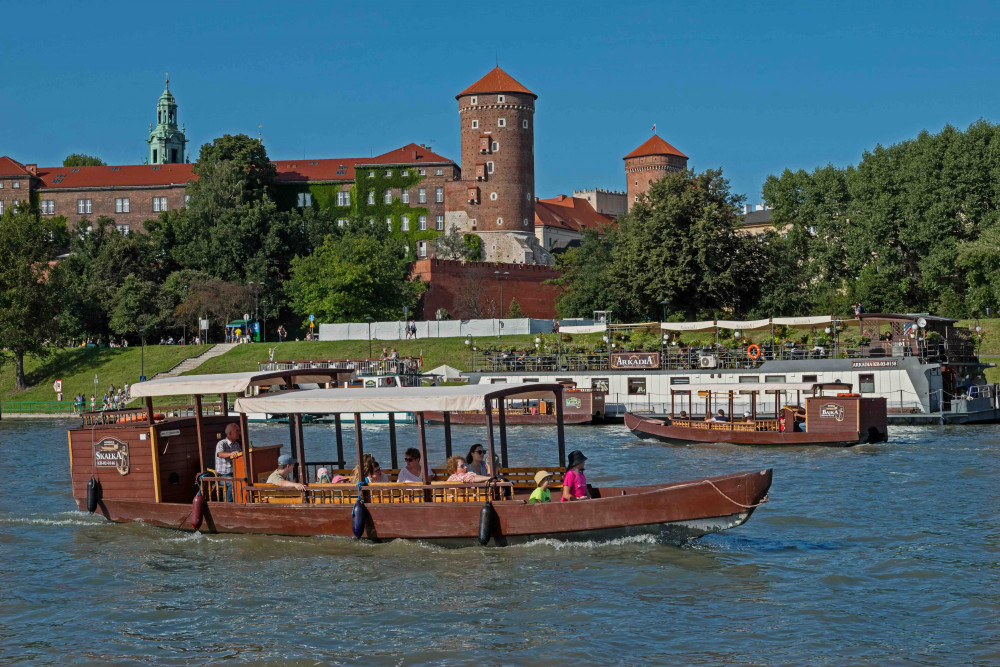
[
  {"left": 74, "top": 469, "right": 772, "bottom": 544},
  {"left": 625, "top": 411, "right": 884, "bottom": 447}
]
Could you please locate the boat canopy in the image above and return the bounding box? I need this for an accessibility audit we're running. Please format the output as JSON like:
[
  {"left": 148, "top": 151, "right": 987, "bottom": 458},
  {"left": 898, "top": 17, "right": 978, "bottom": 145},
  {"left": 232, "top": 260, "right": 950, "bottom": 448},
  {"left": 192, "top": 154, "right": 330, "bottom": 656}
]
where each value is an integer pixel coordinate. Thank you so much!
[
  {"left": 661, "top": 315, "right": 860, "bottom": 332},
  {"left": 129, "top": 370, "right": 347, "bottom": 398},
  {"left": 233, "top": 383, "right": 565, "bottom": 415},
  {"left": 676, "top": 383, "right": 818, "bottom": 394}
]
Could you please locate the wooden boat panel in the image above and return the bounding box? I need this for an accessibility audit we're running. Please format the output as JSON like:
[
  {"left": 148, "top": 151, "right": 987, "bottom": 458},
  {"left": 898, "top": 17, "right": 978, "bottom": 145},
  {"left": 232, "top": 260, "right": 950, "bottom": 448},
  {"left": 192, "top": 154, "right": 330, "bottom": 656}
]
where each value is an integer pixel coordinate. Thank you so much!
[{"left": 624, "top": 411, "right": 872, "bottom": 446}]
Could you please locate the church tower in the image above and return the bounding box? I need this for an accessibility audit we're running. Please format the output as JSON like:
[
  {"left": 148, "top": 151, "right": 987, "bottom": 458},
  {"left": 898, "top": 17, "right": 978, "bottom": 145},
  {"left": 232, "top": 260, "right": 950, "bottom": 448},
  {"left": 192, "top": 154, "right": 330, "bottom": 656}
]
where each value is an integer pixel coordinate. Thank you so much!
[{"left": 147, "top": 76, "right": 188, "bottom": 165}]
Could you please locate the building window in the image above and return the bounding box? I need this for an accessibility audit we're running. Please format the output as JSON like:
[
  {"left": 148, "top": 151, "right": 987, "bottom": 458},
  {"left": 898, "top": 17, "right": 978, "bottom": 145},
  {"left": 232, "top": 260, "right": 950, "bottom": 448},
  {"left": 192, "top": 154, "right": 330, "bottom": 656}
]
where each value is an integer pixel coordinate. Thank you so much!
[
  {"left": 385, "top": 170, "right": 392, "bottom": 177},
  {"left": 401, "top": 189, "right": 409, "bottom": 204},
  {"left": 523, "top": 119, "right": 529, "bottom": 129},
  {"left": 487, "top": 162, "right": 494, "bottom": 174},
  {"left": 490, "top": 192, "right": 498, "bottom": 201},
  {"left": 337, "top": 218, "right": 348, "bottom": 227},
  {"left": 471, "top": 120, "right": 479, "bottom": 129},
  {"left": 115, "top": 198, "right": 130, "bottom": 213},
  {"left": 184, "top": 195, "right": 190, "bottom": 205},
  {"left": 470, "top": 96, "right": 477, "bottom": 105},
  {"left": 401, "top": 216, "right": 409, "bottom": 231},
  {"left": 384, "top": 190, "right": 392, "bottom": 204},
  {"left": 628, "top": 378, "right": 647, "bottom": 395},
  {"left": 526, "top": 192, "right": 531, "bottom": 200},
  {"left": 435, "top": 187, "right": 443, "bottom": 202},
  {"left": 436, "top": 215, "right": 444, "bottom": 231},
  {"left": 470, "top": 219, "right": 477, "bottom": 228},
  {"left": 498, "top": 118, "right": 506, "bottom": 127},
  {"left": 497, "top": 217, "right": 503, "bottom": 226},
  {"left": 418, "top": 188, "right": 426, "bottom": 203},
  {"left": 368, "top": 171, "right": 375, "bottom": 177},
  {"left": 152, "top": 197, "right": 168, "bottom": 212},
  {"left": 418, "top": 169, "right": 426, "bottom": 176},
  {"left": 116, "top": 224, "right": 130, "bottom": 235},
  {"left": 492, "top": 141, "right": 499, "bottom": 152},
  {"left": 401, "top": 170, "right": 408, "bottom": 177},
  {"left": 634, "top": 196, "right": 638, "bottom": 202},
  {"left": 859, "top": 374, "right": 875, "bottom": 394},
  {"left": 367, "top": 191, "right": 375, "bottom": 205},
  {"left": 0, "top": 182, "right": 4, "bottom": 188},
  {"left": 497, "top": 94, "right": 505, "bottom": 103},
  {"left": 12, "top": 181, "right": 20, "bottom": 189},
  {"left": 336, "top": 191, "right": 350, "bottom": 207},
  {"left": 419, "top": 215, "right": 427, "bottom": 231},
  {"left": 417, "top": 240, "right": 428, "bottom": 258},
  {"left": 41, "top": 200, "right": 55, "bottom": 215},
  {"left": 77, "top": 199, "right": 92, "bottom": 214},
  {"left": 523, "top": 218, "right": 529, "bottom": 226},
  {"left": 435, "top": 168, "right": 443, "bottom": 176},
  {"left": 297, "top": 192, "right": 312, "bottom": 207},
  {"left": 0, "top": 201, "right": 5, "bottom": 214}
]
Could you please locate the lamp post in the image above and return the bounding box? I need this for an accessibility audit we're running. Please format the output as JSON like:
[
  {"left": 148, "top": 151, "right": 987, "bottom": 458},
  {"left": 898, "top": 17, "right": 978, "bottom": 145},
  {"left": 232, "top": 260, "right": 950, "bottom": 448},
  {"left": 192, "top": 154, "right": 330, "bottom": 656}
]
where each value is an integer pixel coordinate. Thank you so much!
[
  {"left": 493, "top": 270, "right": 509, "bottom": 339},
  {"left": 365, "top": 316, "right": 374, "bottom": 359},
  {"left": 659, "top": 299, "right": 668, "bottom": 322},
  {"left": 260, "top": 299, "right": 267, "bottom": 343},
  {"left": 248, "top": 281, "right": 261, "bottom": 343},
  {"left": 465, "top": 336, "right": 474, "bottom": 370},
  {"left": 139, "top": 328, "right": 147, "bottom": 381},
  {"left": 181, "top": 285, "right": 188, "bottom": 344}
]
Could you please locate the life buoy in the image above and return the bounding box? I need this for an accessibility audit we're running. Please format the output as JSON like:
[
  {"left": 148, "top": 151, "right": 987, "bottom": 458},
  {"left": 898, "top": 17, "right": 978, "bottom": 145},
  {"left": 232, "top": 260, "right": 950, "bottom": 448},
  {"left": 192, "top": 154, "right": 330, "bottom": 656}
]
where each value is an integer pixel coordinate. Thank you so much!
[
  {"left": 836, "top": 392, "right": 860, "bottom": 397},
  {"left": 747, "top": 344, "right": 762, "bottom": 360}
]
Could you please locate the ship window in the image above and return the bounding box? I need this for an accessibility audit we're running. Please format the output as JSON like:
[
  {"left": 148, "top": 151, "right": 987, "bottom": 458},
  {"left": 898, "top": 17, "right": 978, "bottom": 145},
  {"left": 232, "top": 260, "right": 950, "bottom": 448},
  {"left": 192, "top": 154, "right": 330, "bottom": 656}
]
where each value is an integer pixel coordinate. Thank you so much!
[
  {"left": 490, "top": 378, "right": 507, "bottom": 384},
  {"left": 765, "top": 375, "right": 786, "bottom": 383},
  {"left": 628, "top": 378, "right": 646, "bottom": 395},
  {"left": 522, "top": 378, "right": 539, "bottom": 383},
  {"left": 802, "top": 375, "right": 818, "bottom": 383},
  {"left": 670, "top": 377, "right": 690, "bottom": 385},
  {"left": 591, "top": 378, "right": 609, "bottom": 392},
  {"left": 859, "top": 374, "right": 875, "bottom": 393},
  {"left": 738, "top": 376, "right": 759, "bottom": 383}
]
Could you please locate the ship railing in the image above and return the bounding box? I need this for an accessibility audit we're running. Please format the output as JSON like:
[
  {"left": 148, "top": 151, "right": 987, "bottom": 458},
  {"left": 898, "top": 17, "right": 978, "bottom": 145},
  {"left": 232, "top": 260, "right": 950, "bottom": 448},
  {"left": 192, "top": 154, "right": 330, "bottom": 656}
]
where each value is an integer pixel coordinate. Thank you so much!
[
  {"left": 669, "top": 418, "right": 774, "bottom": 432},
  {"left": 241, "top": 481, "right": 514, "bottom": 505},
  {"left": 258, "top": 359, "right": 419, "bottom": 375}
]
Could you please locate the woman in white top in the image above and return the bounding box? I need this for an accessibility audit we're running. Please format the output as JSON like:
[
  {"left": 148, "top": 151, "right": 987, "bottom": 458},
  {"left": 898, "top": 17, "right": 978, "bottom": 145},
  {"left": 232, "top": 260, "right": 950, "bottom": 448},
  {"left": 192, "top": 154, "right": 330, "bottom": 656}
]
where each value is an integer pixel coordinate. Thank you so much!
[{"left": 396, "top": 447, "right": 435, "bottom": 483}]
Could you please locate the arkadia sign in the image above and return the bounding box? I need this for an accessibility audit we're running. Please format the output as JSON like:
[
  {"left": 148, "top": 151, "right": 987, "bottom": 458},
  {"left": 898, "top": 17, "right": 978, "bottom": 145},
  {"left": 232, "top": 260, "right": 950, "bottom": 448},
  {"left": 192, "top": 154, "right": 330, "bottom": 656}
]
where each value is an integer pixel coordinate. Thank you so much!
[{"left": 610, "top": 352, "right": 660, "bottom": 370}]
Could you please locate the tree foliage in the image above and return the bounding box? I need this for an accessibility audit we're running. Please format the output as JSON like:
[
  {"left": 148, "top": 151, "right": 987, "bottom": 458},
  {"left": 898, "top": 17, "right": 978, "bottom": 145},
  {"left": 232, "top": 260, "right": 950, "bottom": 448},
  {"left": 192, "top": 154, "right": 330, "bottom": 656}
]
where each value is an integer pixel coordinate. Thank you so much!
[{"left": 63, "top": 153, "right": 106, "bottom": 167}]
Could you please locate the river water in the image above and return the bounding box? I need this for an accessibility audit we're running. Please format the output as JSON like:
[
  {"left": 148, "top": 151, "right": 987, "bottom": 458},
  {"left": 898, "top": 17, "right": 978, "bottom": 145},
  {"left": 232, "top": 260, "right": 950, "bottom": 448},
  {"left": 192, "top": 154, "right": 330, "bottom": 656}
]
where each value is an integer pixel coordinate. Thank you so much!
[{"left": 2, "top": 418, "right": 997, "bottom": 665}]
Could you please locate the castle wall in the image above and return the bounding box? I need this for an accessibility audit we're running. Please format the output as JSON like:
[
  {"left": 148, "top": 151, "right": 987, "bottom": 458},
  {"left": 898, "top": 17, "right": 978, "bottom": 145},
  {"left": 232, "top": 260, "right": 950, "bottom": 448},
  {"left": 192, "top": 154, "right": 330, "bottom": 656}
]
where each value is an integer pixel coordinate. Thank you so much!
[{"left": 410, "top": 258, "right": 561, "bottom": 319}]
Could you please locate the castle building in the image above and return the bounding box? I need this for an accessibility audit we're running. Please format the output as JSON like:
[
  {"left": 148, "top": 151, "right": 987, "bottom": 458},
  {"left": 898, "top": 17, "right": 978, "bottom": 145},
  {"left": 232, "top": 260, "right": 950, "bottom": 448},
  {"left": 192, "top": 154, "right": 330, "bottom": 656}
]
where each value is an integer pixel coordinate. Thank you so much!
[
  {"left": 444, "top": 67, "right": 550, "bottom": 264},
  {"left": 624, "top": 134, "right": 688, "bottom": 211},
  {"left": 571, "top": 188, "right": 627, "bottom": 217},
  {"left": 147, "top": 77, "right": 187, "bottom": 165},
  {"left": 534, "top": 194, "right": 614, "bottom": 253}
]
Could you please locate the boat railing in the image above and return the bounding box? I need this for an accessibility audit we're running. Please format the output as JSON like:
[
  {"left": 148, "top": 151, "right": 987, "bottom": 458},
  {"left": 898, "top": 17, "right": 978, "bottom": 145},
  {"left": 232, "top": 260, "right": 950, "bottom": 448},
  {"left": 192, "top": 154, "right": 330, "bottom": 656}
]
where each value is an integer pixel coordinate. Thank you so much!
[
  {"left": 240, "top": 481, "right": 514, "bottom": 505},
  {"left": 669, "top": 418, "right": 782, "bottom": 432}
]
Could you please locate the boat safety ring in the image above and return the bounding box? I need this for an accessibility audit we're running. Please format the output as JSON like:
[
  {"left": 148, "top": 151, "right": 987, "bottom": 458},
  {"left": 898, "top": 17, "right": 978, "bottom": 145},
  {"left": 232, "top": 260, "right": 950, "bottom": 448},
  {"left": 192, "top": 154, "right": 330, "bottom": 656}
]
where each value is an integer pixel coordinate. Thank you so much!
[{"left": 747, "top": 344, "right": 762, "bottom": 360}]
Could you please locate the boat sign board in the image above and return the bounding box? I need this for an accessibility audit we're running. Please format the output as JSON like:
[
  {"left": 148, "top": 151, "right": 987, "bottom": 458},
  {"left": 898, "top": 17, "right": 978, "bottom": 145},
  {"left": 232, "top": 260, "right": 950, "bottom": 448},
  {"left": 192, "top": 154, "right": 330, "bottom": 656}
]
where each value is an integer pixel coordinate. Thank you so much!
[
  {"left": 820, "top": 403, "right": 846, "bottom": 421},
  {"left": 610, "top": 352, "right": 660, "bottom": 370},
  {"left": 94, "top": 436, "right": 130, "bottom": 475},
  {"left": 851, "top": 360, "right": 899, "bottom": 369}
]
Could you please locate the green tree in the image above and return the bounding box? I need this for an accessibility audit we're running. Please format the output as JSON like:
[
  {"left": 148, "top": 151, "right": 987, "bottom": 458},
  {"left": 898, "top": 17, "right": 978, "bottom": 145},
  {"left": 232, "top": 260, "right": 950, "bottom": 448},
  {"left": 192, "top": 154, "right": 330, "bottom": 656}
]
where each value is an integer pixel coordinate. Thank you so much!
[
  {"left": 551, "top": 228, "right": 616, "bottom": 318},
  {"left": 0, "top": 205, "right": 66, "bottom": 390},
  {"left": 505, "top": 298, "right": 525, "bottom": 319},
  {"left": 287, "top": 222, "right": 422, "bottom": 323},
  {"left": 63, "top": 153, "right": 106, "bottom": 167},
  {"left": 109, "top": 274, "right": 161, "bottom": 336},
  {"left": 433, "top": 226, "right": 477, "bottom": 260}
]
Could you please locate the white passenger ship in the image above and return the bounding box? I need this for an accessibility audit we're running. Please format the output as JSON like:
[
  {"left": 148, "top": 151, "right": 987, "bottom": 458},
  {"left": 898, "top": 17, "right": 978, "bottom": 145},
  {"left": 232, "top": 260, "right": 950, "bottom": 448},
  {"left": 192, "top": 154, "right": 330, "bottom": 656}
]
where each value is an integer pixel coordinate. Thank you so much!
[{"left": 465, "top": 314, "right": 998, "bottom": 425}]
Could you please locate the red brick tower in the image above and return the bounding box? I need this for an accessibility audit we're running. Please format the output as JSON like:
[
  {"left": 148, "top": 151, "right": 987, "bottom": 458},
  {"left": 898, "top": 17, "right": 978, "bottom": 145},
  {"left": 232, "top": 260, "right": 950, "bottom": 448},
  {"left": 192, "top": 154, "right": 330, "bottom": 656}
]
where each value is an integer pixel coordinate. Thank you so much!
[
  {"left": 446, "top": 67, "right": 540, "bottom": 261},
  {"left": 624, "top": 134, "right": 688, "bottom": 211}
]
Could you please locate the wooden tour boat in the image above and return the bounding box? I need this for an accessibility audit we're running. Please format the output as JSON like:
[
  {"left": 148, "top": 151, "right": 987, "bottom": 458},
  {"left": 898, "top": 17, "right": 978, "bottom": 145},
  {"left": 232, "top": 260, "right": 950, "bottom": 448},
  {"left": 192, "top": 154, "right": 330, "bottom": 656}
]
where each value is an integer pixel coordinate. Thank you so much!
[
  {"left": 69, "top": 373, "right": 772, "bottom": 545},
  {"left": 423, "top": 387, "right": 606, "bottom": 426},
  {"left": 625, "top": 382, "right": 888, "bottom": 447}
]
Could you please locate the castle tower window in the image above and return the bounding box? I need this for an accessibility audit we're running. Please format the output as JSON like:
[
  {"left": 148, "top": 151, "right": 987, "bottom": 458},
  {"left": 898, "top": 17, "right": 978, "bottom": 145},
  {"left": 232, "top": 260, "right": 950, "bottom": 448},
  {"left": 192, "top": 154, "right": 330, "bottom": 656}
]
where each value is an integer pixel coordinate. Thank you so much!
[
  {"left": 470, "top": 96, "right": 477, "bottom": 105},
  {"left": 497, "top": 218, "right": 503, "bottom": 226},
  {"left": 492, "top": 141, "right": 499, "bottom": 152},
  {"left": 523, "top": 119, "right": 529, "bottom": 129},
  {"left": 467, "top": 187, "right": 479, "bottom": 203},
  {"left": 487, "top": 162, "right": 495, "bottom": 174},
  {"left": 498, "top": 118, "right": 506, "bottom": 127},
  {"left": 497, "top": 95, "right": 505, "bottom": 103},
  {"left": 435, "top": 187, "right": 444, "bottom": 203},
  {"left": 479, "top": 135, "right": 490, "bottom": 153},
  {"left": 471, "top": 219, "right": 477, "bottom": 228},
  {"left": 490, "top": 192, "right": 498, "bottom": 201},
  {"left": 472, "top": 120, "right": 479, "bottom": 129},
  {"left": 418, "top": 188, "right": 426, "bottom": 203},
  {"left": 523, "top": 219, "right": 529, "bottom": 226}
]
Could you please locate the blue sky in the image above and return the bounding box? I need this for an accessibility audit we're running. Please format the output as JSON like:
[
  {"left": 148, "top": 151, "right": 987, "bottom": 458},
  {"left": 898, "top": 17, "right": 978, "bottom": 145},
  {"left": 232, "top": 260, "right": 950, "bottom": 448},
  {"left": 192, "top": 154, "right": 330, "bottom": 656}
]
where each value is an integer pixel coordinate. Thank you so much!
[{"left": 2, "top": 1, "right": 997, "bottom": 202}]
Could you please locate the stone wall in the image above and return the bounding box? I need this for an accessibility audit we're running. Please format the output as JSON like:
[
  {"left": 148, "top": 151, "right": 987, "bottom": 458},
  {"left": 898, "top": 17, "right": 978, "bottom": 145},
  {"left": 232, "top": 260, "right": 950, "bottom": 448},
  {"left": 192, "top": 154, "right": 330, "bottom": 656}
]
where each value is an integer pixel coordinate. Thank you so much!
[{"left": 410, "top": 258, "right": 561, "bottom": 319}]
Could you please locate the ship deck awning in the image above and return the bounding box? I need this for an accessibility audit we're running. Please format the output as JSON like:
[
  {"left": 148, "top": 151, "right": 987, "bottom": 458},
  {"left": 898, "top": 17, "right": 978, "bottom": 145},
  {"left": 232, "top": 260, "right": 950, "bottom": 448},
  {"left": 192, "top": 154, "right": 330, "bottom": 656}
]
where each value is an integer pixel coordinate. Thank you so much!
[
  {"left": 129, "top": 370, "right": 349, "bottom": 398},
  {"left": 673, "top": 383, "right": 817, "bottom": 394},
  {"left": 233, "top": 383, "right": 566, "bottom": 415},
  {"left": 660, "top": 316, "right": 860, "bottom": 332}
]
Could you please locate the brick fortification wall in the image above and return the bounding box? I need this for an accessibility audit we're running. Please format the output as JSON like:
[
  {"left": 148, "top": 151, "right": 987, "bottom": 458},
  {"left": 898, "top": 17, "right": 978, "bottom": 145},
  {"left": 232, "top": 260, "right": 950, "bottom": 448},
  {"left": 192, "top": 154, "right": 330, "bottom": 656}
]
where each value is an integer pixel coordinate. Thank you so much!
[{"left": 410, "top": 259, "right": 561, "bottom": 319}]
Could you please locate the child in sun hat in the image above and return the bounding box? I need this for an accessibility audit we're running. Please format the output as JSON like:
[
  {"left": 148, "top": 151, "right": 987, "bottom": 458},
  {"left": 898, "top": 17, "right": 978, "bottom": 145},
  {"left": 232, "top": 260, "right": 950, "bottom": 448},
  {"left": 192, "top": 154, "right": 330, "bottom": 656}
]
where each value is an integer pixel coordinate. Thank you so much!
[
  {"left": 316, "top": 467, "right": 331, "bottom": 483},
  {"left": 529, "top": 470, "right": 553, "bottom": 504}
]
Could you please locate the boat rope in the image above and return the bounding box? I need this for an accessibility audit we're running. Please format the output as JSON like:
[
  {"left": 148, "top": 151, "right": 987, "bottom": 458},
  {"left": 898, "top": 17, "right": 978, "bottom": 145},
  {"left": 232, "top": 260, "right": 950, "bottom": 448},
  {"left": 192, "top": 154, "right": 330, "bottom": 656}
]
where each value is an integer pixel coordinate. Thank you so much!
[{"left": 702, "top": 479, "right": 769, "bottom": 508}]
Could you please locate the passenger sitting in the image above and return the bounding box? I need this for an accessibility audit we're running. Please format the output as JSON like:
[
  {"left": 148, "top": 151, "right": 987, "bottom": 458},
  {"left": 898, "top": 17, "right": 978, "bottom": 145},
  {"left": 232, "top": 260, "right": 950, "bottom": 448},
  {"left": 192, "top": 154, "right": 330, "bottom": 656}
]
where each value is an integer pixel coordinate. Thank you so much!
[
  {"left": 396, "top": 447, "right": 435, "bottom": 483},
  {"left": 529, "top": 471, "right": 553, "bottom": 503},
  {"left": 353, "top": 453, "right": 391, "bottom": 483},
  {"left": 316, "top": 467, "right": 331, "bottom": 483},
  {"left": 678, "top": 410, "right": 688, "bottom": 419},
  {"left": 712, "top": 409, "right": 728, "bottom": 422},
  {"left": 445, "top": 455, "right": 491, "bottom": 483},
  {"left": 742, "top": 411, "right": 753, "bottom": 422},
  {"left": 466, "top": 444, "right": 488, "bottom": 475},
  {"left": 561, "top": 450, "right": 590, "bottom": 501},
  {"left": 267, "top": 454, "right": 306, "bottom": 491}
]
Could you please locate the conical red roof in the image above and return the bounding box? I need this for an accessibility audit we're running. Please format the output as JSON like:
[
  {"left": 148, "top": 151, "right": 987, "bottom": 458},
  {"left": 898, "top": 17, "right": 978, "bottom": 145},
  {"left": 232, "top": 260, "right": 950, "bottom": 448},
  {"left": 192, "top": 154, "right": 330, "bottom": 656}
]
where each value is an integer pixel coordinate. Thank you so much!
[
  {"left": 458, "top": 67, "right": 536, "bottom": 99},
  {"left": 623, "top": 135, "right": 687, "bottom": 160}
]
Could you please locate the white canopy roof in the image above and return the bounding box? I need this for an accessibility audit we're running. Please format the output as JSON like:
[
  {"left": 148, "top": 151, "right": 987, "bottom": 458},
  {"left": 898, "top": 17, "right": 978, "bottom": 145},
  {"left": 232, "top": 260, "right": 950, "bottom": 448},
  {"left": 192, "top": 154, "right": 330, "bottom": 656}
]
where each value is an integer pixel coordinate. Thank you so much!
[
  {"left": 129, "top": 370, "right": 347, "bottom": 398},
  {"left": 661, "top": 316, "right": 858, "bottom": 332},
  {"left": 233, "top": 384, "right": 564, "bottom": 415}
]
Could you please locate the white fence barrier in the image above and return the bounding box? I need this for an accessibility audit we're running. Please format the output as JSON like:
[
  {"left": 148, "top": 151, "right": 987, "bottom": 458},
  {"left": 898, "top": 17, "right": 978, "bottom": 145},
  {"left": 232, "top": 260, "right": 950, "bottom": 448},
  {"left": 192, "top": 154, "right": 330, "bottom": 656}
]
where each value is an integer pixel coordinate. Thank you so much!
[{"left": 318, "top": 318, "right": 594, "bottom": 341}]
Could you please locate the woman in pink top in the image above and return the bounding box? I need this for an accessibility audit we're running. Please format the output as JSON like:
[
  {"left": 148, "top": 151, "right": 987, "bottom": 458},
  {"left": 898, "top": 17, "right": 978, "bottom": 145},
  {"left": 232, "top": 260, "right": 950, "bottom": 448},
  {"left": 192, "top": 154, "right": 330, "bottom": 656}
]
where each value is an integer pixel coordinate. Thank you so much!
[
  {"left": 561, "top": 450, "right": 591, "bottom": 501},
  {"left": 445, "top": 455, "right": 491, "bottom": 483}
]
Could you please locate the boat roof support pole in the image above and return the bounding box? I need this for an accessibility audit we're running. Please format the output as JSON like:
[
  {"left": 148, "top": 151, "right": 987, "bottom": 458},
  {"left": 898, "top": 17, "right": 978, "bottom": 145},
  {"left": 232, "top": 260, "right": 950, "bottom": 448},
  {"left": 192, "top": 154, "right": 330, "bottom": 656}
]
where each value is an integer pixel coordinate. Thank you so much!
[
  {"left": 193, "top": 395, "right": 205, "bottom": 472},
  {"left": 221, "top": 393, "right": 228, "bottom": 417},
  {"left": 688, "top": 392, "right": 692, "bottom": 417},
  {"left": 729, "top": 391, "right": 734, "bottom": 422},
  {"left": 240, "top": 411, "right": 251, "bottom": 488},
  {"left": 388, "top": 413, "right": 398, "bottom": 469},
  {"left": 498, "top": 397, "right": 509, "bottom": 468},
  {"left": 417, "top": 412, "right": 429, "bottom": 483},
  {"left": 751, "top": 392, "right": 757, "bottom": 421},
  {"left": 555, "top": 385, "right": 566, "bottom": 469},
  {"left": 485, "top": 397, "right": 497, "bottom": 479},
  {"left": 144, "top": 396, "right": 155, "bottom": 426},
  {"left": 354, "top": 413, "right": 364, "bottom": 481},
  {"left": 671, "top": 390, "right": 675, "bottom": 417},
  {"left": 334, "top": 414, "right": 344, "bottom": 468},
  {"left": 295, "top": 413, "right": 306, "bottom": 485},
  {"left": 443, "top": 412, "right": 453, "bottom": 458},
  {"left": 288, "top": 418, "right": 296, "bottom": 463}
]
